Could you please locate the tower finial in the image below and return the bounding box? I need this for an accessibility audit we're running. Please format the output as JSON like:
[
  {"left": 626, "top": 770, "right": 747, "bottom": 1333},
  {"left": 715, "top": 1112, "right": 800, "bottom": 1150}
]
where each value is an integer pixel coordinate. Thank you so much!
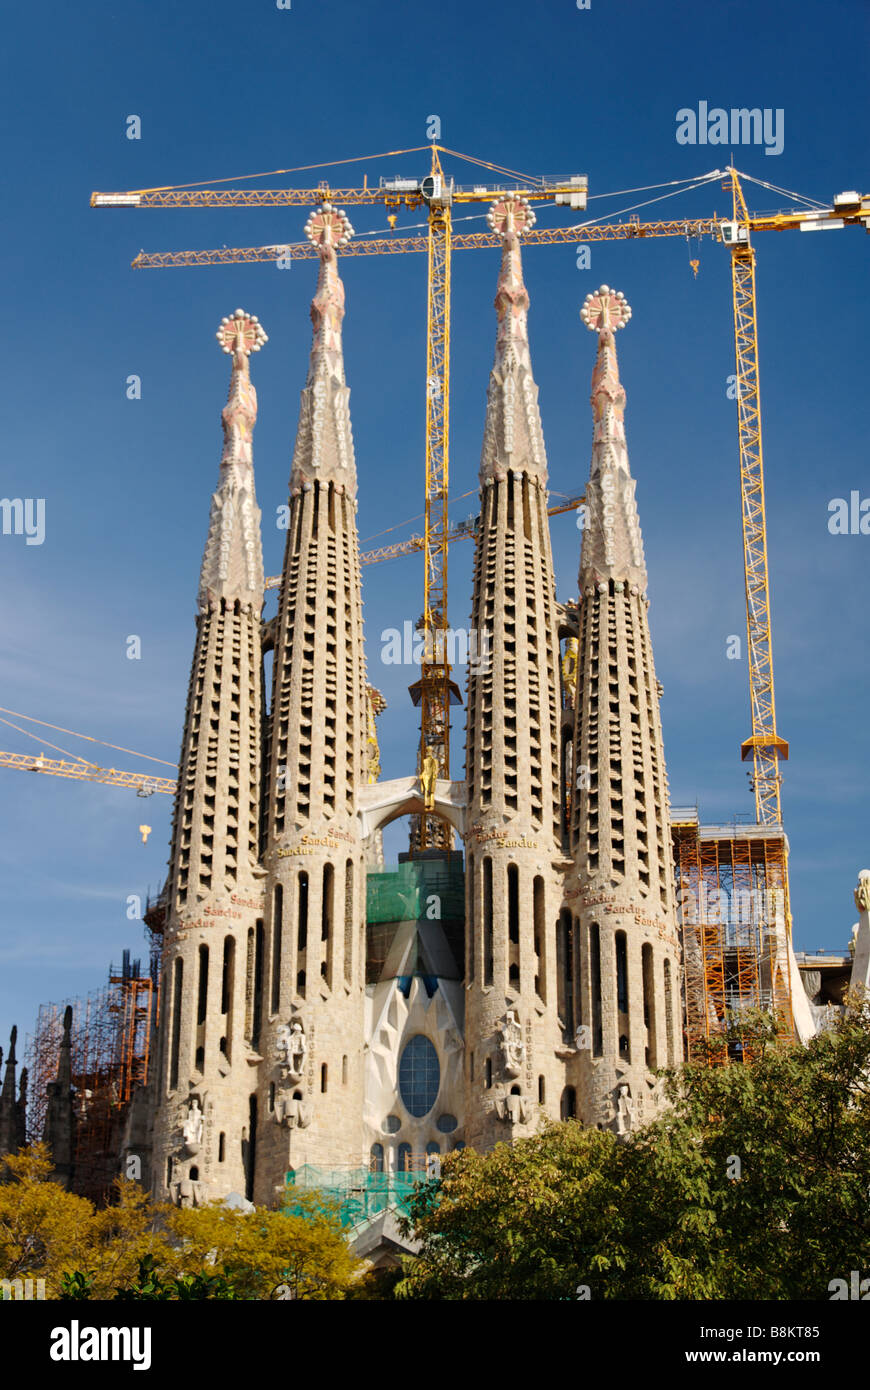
[
  {"left": 578, "top": 286, "right": 646, "bottom": 590},
  {"left": 302, "top": 203, "right": 354, "bottom": 383},
  {"left": 212, "top": 308, "right": 267, "bottom": 479},
  {"left": 289, "top": 203, "right": 358, "bottom": 495},
  {"left": 198, "top": 309, "right": 267, "bottom": 613},
  {"left": 489, "top": 195, "right": 536, "bottom": 359},
  {"left": 479, "top": 195, "right": 547, "bottom": 484},
  {"left": 580, "top": 284, "right": 632, "bottom": 336}
]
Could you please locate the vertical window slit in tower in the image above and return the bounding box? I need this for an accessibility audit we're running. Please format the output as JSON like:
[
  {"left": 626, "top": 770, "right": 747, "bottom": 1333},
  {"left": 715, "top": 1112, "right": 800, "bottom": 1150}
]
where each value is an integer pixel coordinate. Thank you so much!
[
  {"left": 271, "top": 885, "right": 283, "bottom": 1015},
  {"left": 642, "top": 942, "right": 657, "bottom": 1069},
  {"left": 221, "top": 936, "right": 235, "bottom": 1063},
  {"left": 168, "top": 957, "right": 183, "bottom": 1094},
  {"left": 244, "top": 927, "right": 255, "bottom": 1042},
  {"left": 245, "top": 1095, "right": 257, "bottom": 1203},
  {"left": 296, "top": 871, "right": 309, "bottom": 996},
  {"left": 508, "top": 864, "right": 520, "bottom": 944},
  {"left": 252, "top": 920, "right": 264, "bottom": 1050},
  {"left": 616, "top": 930, "right": 629, "bottom": 1015},
  {"left": 467, "top": 853, "right": 475, "bottom": 983},
  {"left": 483, "top": 857, "right": 494, "bottom": 987},
  {"left": 591, "top": 921, "right": 603, "bottom": 1057},
  {"left": 533, "top": 876, "right": 545, "bottom": 1002},
  {"left": 297, "top": 872, "right": 309, "bottom": 950},
  {"left": 344, "top": 859, "right": 354, "bottom": 987},
  {"left": 561, "top": 724, "right": 573, "bottom": 848},
  {"left": 556, "top": 910, "right": 571, "bottom": 1038},
  {"left": 196, "top": 944, "right": 209, "bottom": 1026},
  {"left": 664, "top": 957, "right": 675, "bottom": 1067},
  {"left": 321, "top": 863, "right": 334, "bottom": 985}
]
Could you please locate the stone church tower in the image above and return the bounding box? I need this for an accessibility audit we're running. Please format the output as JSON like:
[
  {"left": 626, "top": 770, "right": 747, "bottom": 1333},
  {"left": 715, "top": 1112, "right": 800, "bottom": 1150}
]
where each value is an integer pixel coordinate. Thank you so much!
[
  {"left": 150, "top": 307, "right": 269, "bottom": 1206},
  {"left": 134, "top": 192, "right": 682, "bottom": 1220},
  {"left": 565, "top": 286, "right": 683, "bottom": 1132},
  {"left": 255, "top": 203, "right": 368, "bottom": 1198},
  {"left": 463, "top": 197, "right": 567, "bottom": 1149}
]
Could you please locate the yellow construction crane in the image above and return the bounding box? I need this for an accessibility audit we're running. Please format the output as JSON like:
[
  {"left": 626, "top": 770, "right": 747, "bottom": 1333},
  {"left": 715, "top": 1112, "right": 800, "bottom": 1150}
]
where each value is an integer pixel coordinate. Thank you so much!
[
  {"left": 91, "top": 150, "right": 868, "bottom": 844},
  {"left": 93, "top": 145, "right": 590, "bottom": 851},
  {"left": 264, "top": 491, "right": 585, "bottom": 587},
  {"left": 0, "top": 751, "right": 176, "bottom": 796},
  {"left": 0, "top": 707, "right": 177, "bottom": 796}
]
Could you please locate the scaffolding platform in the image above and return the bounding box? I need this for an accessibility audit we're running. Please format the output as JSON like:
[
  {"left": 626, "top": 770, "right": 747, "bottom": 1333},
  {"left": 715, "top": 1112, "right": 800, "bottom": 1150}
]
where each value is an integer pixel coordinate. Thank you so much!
[{"left": 283, "top": 1163, "right": 433, "bottom": 1229}]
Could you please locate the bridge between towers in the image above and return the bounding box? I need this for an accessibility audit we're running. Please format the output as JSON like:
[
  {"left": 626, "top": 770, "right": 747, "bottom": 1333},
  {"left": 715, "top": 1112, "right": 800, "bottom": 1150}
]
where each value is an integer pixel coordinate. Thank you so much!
[{"left": 357, "top": 776, "right": 467, "bottom": 841}]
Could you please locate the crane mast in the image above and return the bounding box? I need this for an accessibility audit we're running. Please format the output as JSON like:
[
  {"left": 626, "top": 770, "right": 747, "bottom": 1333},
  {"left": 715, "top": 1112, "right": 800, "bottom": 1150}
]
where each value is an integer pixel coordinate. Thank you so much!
[
  {"left": 725, "top": 168, "right": 789, "bottom": 826},
  {"left": 416, "top": 148, "right": 454, "bottom": 852}
]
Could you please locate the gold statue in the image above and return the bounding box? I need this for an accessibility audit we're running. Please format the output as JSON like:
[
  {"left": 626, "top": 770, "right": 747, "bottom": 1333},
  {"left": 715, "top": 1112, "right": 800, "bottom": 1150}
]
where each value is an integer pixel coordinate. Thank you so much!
[{"left": 420, "top": 747, "right": 439, "bottom": 811}]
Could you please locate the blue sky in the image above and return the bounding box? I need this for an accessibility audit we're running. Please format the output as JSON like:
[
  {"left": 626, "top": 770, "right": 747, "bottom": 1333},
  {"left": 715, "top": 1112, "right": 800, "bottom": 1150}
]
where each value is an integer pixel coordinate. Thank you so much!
[{"left": 1, "top": 0, "right": 868, "bottom": 1051}]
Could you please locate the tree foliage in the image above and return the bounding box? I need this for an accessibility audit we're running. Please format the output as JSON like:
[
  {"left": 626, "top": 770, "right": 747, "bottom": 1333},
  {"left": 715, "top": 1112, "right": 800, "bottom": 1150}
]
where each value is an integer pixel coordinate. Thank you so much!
[
  {"left": 397, "top": 998, "right": 870, "bottom": 1300},
  {"left": 0, "top": 1146, "right": 358, "bottom": 1300}
]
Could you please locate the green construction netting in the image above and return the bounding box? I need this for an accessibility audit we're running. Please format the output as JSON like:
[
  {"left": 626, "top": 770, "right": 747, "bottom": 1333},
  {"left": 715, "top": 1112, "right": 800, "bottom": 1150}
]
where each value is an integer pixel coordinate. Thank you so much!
[
  {"left": 283, "top": 1164, "right": 431, "bottom": 1229},
  {"left": 366, "top": 859, "right": 465, "bottom": 926}
]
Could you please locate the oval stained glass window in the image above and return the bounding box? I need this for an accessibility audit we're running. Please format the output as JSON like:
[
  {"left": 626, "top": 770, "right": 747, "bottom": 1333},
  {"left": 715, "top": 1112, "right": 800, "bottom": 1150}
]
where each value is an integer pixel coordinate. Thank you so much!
[{"left": 398, "top": 1034, "right": 440, "bottom": 1118}]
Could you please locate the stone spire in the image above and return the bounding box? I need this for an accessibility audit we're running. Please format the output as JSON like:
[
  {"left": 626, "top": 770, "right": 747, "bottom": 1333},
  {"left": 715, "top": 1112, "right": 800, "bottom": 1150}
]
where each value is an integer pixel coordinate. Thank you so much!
[
  {"left": 43, "top": 1008, "right": 75, "bottom": 1186},
  {"left": 198, "top": 308, "right": 267, "bottom": 614},
  {"left": 0, "top": 1027, "right": 19, "bottom": 1158},
  {"left": 289, "top": 203, "right": 357, "bottom": 497},
  {"left": 259, "top": 203, "right": 368, "bottom": 1190},
  {"left": 464, "top": 197, "right": 565, "bottom": 1151},
  {"left": 567, "top": 288, "right": 682, "bottom": 1132},
  {"left": 16, "top": 1068, "right": 27, "bottom": 1151},
  {"left": 479, "top": 196, "right": 547, "bottom": 486},
  {"left": 578, "top": 286, "right": 646, "bottom": 593},
  {"left": 151, "top": 312, "right": 269, "bottom": 1209}
]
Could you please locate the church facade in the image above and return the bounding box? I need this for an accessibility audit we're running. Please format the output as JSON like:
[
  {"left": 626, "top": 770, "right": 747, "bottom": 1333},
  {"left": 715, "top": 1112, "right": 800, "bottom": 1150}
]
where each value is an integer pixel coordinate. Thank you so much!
[{"left": 139, "top": 196, "right": 683, "bottom": 1209}]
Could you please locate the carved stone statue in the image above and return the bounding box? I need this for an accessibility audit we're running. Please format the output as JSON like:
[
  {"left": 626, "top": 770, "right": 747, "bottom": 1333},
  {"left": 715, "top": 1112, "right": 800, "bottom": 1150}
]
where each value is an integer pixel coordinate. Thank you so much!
[
  {"left": 274, "top": 1088, "right": 312, "bottom": 1129},
  {"left": 499, "top": 1010, "right": 525, "bottom": 1078},
  {"left": 495, "top": 1089, "right": 529, "bottom": 1125},
  {"left": 854, "top": 870, "right": 870, "bottom": 914},
  {"left": 420, "top": 747, "right": 439, "bottom": 812},
  {"left": 276, "top": 1020, "right": 308, "bottom": 1080},
  {"left": 172, "top": 1178, "right": 205, "bottom": 1209},
  {"left": 613, "top": 1082, "right": 634, "bottom": 1137},
  {"left": 182, "top": 1097, "right": 203, "bottom": 1153}
]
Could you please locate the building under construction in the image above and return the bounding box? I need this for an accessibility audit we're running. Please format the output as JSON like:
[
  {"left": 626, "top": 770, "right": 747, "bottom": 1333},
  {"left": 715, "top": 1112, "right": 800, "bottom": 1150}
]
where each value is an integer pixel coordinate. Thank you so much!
[
  {"left": 16, "top": 951, "right": 155, "bottom": 1203},
  {"left": 671, "top": 810, "right": 793, "bottom": 1062},
  {"left": 5, "top": 155, "right": 868, "bottom": 1253}
]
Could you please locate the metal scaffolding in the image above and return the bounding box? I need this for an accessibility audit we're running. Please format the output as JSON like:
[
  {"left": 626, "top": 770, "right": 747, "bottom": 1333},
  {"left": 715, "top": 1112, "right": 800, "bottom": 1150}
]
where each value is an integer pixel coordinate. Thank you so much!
[
  {"left": 23, "top": 950, "right": 156, "bottom": 1203},
  {"left": 672, "top": 812, "right": 794, "bottom": 1063}
]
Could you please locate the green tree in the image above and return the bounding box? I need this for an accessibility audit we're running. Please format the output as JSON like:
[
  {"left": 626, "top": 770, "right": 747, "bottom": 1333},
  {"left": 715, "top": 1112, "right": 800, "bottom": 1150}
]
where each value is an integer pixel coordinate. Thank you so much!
[
  {"left": 0, "top": 1145, "right": 94, "bottom": 1297},
  {"left": 166, "top": 1188, "right": 360, "bottom": 1300},
  {"left": 398, "top": 998, "right": 870, "bottom": 1300}
]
